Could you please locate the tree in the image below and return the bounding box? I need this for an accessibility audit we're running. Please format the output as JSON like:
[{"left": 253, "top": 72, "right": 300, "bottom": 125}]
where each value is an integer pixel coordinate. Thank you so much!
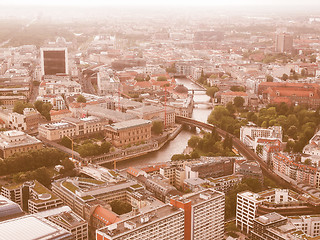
[
  {"left": 305, "top": 159, "right": 312, "bottom": 165},
  {"left": 234, "top": 96, "right": 245, "bottom": 108},
  {"left": 230, "top": 86, "right": 245, "bottom": 92},
  {"left": 157, "top": 76, "right": 167, "bottom": 81},
  {"left": 77, "top": 95, "right": 86, "bottom": 103},
  {"left": 60, "top": 136, "right": 72, "bottom": 149},
  {"left": 188, "top": 135, "right": 200, "bottom": 148},
  {"left": 151, "top": 121, "right": 164, "bottom": 135},
  {"left": 206, "top": 86, "right": 219, "bottom": 98},
  {"left": 266, "top": 75, "right": 274, "bottom": 82},
  {"left": 282, "top": 73, "right": 289, "bottom": 81},
  {"left": 13, "top": 101, "right": 33, "bottom": 114},
  {"left": 110, "top": 200, "right": 132, "bottom": 215}
]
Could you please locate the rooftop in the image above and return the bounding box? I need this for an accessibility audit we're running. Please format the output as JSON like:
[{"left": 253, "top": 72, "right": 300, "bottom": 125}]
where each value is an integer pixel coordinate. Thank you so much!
[
  {"left": 98, "top": 204, "right": 183, "bottom": 238},
  {"left": 0, "top": 215, "right": 72, "bottom": 240},
  {"left": 108, "top": 119, "right": 151, "bottom": 131}
]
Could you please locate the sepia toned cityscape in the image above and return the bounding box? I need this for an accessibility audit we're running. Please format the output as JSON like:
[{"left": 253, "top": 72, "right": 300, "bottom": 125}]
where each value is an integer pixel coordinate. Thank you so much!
[{"left": 1, "top": 0, "right": 320, "bottom": 239}]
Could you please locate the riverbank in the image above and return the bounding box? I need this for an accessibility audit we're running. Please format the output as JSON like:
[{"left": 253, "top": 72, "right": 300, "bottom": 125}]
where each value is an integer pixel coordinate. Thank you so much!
[{"left": 89, "top": 124, "right": 183, "bottom": 165}]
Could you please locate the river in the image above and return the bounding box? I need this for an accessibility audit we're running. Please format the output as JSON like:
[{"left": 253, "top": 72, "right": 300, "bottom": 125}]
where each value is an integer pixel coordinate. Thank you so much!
[{"left": 115, "top": 78, "right": 212, "bottom": 169}]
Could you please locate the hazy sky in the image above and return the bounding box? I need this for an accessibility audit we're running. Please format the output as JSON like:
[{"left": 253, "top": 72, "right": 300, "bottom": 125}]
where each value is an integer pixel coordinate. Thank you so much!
[{"left": 2, "top": 0, "right": 320, "bottom": 6}]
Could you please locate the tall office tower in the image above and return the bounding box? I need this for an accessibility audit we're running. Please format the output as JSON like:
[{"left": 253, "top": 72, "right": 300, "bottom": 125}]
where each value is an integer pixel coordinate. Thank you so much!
[
  {"left": 40, "top": 47, "right": 69, "bottom": 76},
  {"left": 275, "top": 32, "right": 293, "bottom": 53}
]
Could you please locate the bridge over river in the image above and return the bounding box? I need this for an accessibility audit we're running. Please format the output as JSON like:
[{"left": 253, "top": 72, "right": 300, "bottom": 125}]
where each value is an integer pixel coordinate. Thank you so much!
[{"left": 175, "top": 116, "right": 302, "bottom": 193}]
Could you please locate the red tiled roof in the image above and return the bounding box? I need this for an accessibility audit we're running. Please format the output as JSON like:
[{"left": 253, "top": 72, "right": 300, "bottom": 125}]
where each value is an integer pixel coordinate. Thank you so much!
[
  {"left": 126, "top": 167, "right": 141, "bottom": 177},
  {"left": 50, "top": 109, "right": 72, "bottom": 116},
  {"left": 221, "top": 91, "right": 248, "bottom": 96},
  {"left": 134, "top": 81, "right": 152, "bottom": 88},
  {"left": 92, "top": 206, "right": 120, "bottom": 226},
  {"left": 140, "top": 163, "right": 168, "bottom": 173}
]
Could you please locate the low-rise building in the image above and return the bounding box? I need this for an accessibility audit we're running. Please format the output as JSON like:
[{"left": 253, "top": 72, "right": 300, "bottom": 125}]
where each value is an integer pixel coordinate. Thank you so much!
[
  {"left": 220, "top": 91, "right": 249, "bottom": 106},
  {"left": 127, "top": 104, "right": 175, "bottom": 128},
  {"left": 35, "top": 206, "right": 89, "bottom": 240},
  {"left": 0, "top": 215, "right": 73, "bottom": 239},
  {"left": 272, "top": 152, "right": 317, "bottom": 186},
  {"left": 104, "top": 119, "right": 152, "bottom": 147},
  {"left": 0, "top": 130, "right": 43, "bottom": 158},
  {"left": 39, "top": 116, "right": 108, "bottom": 141}
]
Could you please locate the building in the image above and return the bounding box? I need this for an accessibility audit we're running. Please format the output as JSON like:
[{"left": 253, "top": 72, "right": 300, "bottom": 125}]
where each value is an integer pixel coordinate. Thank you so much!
[
  {"left": 170, "top": 189, "right": 225, "bottom": 240},
  {"left": 104, "top": 119, "right": 152, "bottom": 147},
  {"left": 52, "top": 177, "right": 143, "bottom": 220},
  {"left": 35, "top": 206, "right": 88, "bottom": 240},
  {"left": 272, "top": 152, "right": 317, "bottom": 186},
  {"left": 96, "top": 189, "right": 225, "bottom": 240},
  {"left": 167, "top": 95, "right": 193, "bottom": 118},
  {"left": 251, "top": 212, "right": 288, "bottom": 240},
  {"left": 27, "top": 180, "right": 64, "bottom": 214},
  {"left": 236, "top": 191, "right": 266, "bottom": 234},
  {"left": 289, "top": 215, "right": 320, "bottom": 238},
  {"left": 41, "top": 47, "right": 68, "bottom": 76},
  {"left": 236, "top": 188, "right": 320, "bottom": 234},
  {"left": 127, "top": 104, "right": 175, "bottom": 128},
  {"left": 275, "top": 32, "right": 293, "bottom": 53},
  {"left": 0, "top": 195, "right": 23, "bottom": 221},
  {"left": 36, "top": 95, "right": 66, "bottom": 110},
  {"left": 96, "top": 204, "right": 185, "bottom": 240},
  {"left": 38, "top": 116, "right": 108, "bottom": 141},
  {"left": 0, "top": 130, "right": 43, "bottom": 158},
  {"left": 1, "top": 180, "right": 63, "bottom": 214},
  {"left": 97, "top": 68, "right": 122, "bottom": 95},
  {"left": 251, "top": 212, "right": 320, "bottom": 240},
  {"left": 185, "top": 157, "right": 235, "bottom": 179},
  {"left": 220, "top": 91, "right": 249, "bottom": 106},
  {"left": 303, "top": 129, "right": 320, "bottom": 162},
  {"left": 50, "top": 109, "right": 73, "bottom": 122},
  {"left": 258, "top": 82, "right": 320, "bottom": 108},
  {"left": 240, "top": 125, "right": 283, "bottom": 149},
  {"left": 0, "top": 215, "right": 73, "bottom": 240},
  {"left": 206, "top": 174, "right": 243, "bottom": 193}
]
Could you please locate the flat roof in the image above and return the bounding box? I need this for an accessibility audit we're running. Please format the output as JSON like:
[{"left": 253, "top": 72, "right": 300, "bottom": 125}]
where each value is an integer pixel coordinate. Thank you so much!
[
  {"left": 0, "top": 215, "right": 72, "bottom": 240},
  {"left": 108, "top": 119, "right": 151, "bottom": 131},
  {"left": 98, "top": 204, "right": 183, "bottom": 238}
]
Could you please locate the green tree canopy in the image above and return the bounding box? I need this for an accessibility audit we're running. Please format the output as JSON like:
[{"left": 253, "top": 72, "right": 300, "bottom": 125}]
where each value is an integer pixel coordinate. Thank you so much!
[
  {"left": 234, "top": 96, "right": 245, "bottom": 108},
  {"left": 77, "top": 95, "right": 87, "bottom": 103},
  {"left": 157, "top": 76, "right": 167, "bottom": 81},
  {"left": 206, "top": 86, "right": 219, "bottom": 98},
  {"left": 13, "top": 101, "right": 33, "bottom": 114},
  {"left": 151, "top": 121, "right": 164, "bottom": 135}
]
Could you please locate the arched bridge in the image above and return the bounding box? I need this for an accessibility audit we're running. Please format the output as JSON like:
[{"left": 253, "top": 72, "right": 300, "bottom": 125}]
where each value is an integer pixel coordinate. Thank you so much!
[{"left": 175, "top": 116, "right": 300, "bottom": 192}]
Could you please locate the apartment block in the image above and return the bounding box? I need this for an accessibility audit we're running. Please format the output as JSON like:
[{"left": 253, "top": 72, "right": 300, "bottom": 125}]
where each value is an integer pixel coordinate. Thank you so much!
[
  {"left": 170, "top": 189, "right": 225, "bottom": 240},
  {"left": 236, "top": 191, "right": 267, "bottom": 234},
  {"left": 96, "top": 204, "right": 185, "bottom": 240}
]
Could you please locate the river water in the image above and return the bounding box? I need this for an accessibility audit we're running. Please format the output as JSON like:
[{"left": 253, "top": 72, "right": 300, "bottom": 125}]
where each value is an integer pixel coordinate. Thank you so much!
[{"left": 116, "top": 78, "right": 212, "bottom": 169}]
